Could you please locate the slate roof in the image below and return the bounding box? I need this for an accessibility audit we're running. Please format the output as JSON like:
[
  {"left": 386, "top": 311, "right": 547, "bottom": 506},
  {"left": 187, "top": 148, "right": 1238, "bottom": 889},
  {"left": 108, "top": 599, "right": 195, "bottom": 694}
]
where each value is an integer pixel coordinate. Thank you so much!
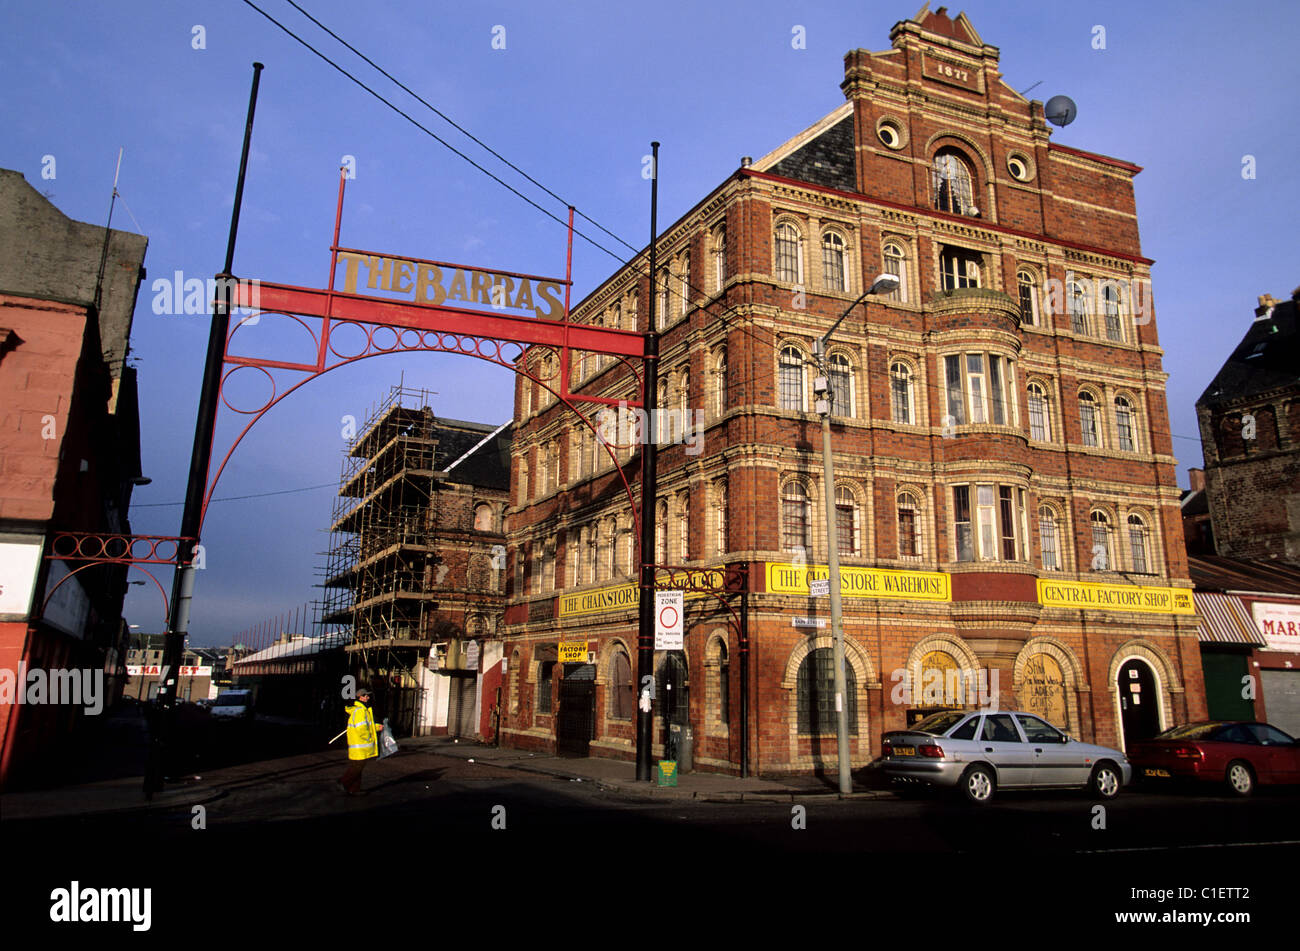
[
  {"left": 1187, "top": 553, "right": 1300, "bottom": 596},
  {"left": 435, "top": 419, "right": 512, "bottom": 490},
  {"left": 1196, "top": 293, "right": 1300, "bottom": 409}
]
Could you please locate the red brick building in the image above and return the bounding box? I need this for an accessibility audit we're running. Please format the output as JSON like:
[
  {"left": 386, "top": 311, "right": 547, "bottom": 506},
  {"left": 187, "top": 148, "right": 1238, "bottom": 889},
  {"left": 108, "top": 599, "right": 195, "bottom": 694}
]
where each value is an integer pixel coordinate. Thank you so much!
[
  {"left": 500, "top": 7, "right": 1204, "bottom": 775},
  {"left": 0, "top": 168, "right": 148, "bottom": 786}
]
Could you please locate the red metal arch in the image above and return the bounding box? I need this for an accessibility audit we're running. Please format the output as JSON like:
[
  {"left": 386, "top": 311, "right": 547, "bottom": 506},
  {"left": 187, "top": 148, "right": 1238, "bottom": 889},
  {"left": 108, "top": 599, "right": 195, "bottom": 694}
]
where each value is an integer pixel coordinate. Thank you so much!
[{"left": 40, "top": 560, "right": 171, "bottom": 627}]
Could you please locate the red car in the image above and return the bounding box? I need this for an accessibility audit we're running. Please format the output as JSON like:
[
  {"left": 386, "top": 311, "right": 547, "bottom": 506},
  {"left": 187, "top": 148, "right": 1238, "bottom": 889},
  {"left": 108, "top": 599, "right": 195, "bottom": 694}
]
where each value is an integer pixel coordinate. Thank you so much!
[{"left": 1129, "top": 721, "right": 1300, "bottom": 796}]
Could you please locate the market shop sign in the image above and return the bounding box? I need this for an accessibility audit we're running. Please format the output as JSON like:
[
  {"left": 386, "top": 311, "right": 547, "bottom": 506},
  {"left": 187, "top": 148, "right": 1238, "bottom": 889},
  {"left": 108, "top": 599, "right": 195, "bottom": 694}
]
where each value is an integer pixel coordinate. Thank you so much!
[
  {"left": 557, "top": 567, "right": 724, "bottom": 619},
  {"left": 1037, "top": 580, "right": 1193, "bottom": 615},
  {"left": 1251, "top": 602, "right": 1300, "bottom": 653},
  {"left": 765, "top": 562, "right": 951, "bottom": 602}
]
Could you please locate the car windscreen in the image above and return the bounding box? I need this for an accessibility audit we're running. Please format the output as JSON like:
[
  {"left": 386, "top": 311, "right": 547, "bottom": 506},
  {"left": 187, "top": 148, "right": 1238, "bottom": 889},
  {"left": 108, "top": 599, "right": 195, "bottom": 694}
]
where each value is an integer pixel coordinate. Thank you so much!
[
  {"left": 909, "top": 711, "right": 968, "bottom": 735},
  {"left": 214, "top": 695, "right": 248, "bottom": 706},
  {"left": 1155, "top": 723, "right": 1225, "bottom": 740}
]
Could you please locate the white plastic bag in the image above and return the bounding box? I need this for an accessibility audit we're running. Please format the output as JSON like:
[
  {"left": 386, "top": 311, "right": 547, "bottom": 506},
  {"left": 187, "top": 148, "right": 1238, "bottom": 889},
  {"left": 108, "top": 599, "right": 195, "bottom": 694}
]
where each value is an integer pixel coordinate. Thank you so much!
[{"left": 379, "top": 717, "right": 398, "bottom": 758}]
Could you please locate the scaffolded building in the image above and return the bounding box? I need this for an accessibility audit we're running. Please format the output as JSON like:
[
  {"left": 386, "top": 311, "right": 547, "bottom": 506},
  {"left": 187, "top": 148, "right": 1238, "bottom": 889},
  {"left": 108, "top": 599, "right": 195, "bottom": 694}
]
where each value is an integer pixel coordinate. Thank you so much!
[{"left": 320, "top": 385, "right": 511, "bottom": 736}]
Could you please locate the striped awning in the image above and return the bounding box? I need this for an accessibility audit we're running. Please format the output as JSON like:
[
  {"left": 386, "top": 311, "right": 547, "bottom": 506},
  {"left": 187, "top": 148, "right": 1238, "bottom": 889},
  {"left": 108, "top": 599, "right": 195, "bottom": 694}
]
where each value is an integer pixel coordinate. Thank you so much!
[{"left": 1194, "top": 592, "right": 1267, "bottom": 645}]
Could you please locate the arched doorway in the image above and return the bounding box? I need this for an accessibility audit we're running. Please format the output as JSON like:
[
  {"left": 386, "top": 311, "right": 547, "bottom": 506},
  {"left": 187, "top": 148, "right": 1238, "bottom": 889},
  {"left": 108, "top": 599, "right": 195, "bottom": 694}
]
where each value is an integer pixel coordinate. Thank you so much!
[
  {"left": 1117, "top": 658, "right": 1160, "bottom": 747},
  {"left": 658, "top": 653, "right": 690, "bottom": 758}
]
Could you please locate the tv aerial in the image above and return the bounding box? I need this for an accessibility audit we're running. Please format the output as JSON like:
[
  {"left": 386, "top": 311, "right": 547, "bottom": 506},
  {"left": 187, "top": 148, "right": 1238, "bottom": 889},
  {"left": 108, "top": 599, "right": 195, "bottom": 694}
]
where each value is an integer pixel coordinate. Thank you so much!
[{"left": 1044, "top": 95, "right": 1078, "bottom": 127}]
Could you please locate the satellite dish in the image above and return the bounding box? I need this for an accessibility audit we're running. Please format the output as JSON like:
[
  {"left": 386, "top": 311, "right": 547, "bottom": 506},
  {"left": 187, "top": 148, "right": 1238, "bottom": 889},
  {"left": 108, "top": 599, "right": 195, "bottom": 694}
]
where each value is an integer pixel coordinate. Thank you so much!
[{"left": 1045, "top": 95, "right": 1077, "bottom": 127}]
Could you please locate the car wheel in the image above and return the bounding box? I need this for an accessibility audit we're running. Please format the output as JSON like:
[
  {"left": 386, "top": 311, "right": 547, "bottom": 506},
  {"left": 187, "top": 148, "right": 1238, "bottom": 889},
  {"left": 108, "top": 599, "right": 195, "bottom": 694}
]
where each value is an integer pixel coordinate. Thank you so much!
[
  {"left": 960, "top": 765, "right": 995, "bottom": 804},
  {"left": 1090, "top": 762, "right": 1121, "bottom": 799},
  {"left": 1225, "top": 760, "right": 1255, "bottom": 797}
]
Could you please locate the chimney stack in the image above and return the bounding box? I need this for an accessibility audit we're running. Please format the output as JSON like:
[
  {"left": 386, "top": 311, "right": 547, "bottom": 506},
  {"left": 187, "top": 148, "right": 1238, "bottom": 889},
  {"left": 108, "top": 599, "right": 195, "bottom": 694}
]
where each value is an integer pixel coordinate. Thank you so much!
[{"left": 1188, "top": 467, "right": 1205, "bottom": 492}]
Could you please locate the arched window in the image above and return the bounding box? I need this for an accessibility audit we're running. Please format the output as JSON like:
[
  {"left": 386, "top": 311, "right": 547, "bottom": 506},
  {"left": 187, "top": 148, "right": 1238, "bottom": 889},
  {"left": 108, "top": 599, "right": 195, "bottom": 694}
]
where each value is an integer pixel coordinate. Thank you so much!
[
  {"left": 677, "top": 367, "right": 690, "bottom": 413},
  {"left": 473, "top": 503, "right": 494, "bottom": 532},
  {"left": 676, "top": 490, "right": 690, "bottom": 562},
  {"left": 828, "top": 352, "right": 853, "bottom": 416},
  {"left": 597, "top": 520, "right": 612, "bottom": 581},
  {"left": 1090, "top": 510, "right": 1113, "bottom": 571},
  {"left": 774, "top": 221, "right": 802, "bottom": 284},
  {"left": 656, "top": 270, "right": 670, "bottom": 330},
  {"left": 1102, "top": 283, "right": 1123, "bottom": 341},
  {"left": 822, "top": 231, "right": 846, "bottom": 292},
  {"left": 932, "top": 149, "right": 976, "bottom": 215},
  {"left": 891, "top": 361, "right": 914, "bottom": 424},
  {"left": 835, "top": 486, "right": 859, "bottom": 556},
  {"left": 655, "top": 499, "right": 668, "bottom": 565},
  {"left": 1018, "top": 270, "right": 1039, "bottom": 325},
  {"left": 610, "top": 647, "right": 633, "bottom": 720},
  {"left": 883, "top": 242, "right": 907, "bottom": 303},
  {"left": 1039, "top": 504, "right": 1062, "bottom": 570},
  {"left": 1115, "top": 396, "right": 1137, "bottom": 452},
  {"left": 586, "top": 524, "right": 598, "bottom": 582},
  {"left": 798, "top": 647, "right": 857, "bottom": 735},
  {"left": 778, "top": 346, "right": 806, "bottom": 411},
  {"left": 897, "top": 491, "right": 922, "bottom": 559},
  {"left": 678, "top": 251, "right": 690, "bottom": 318},
  {"left": 1067, "top": 281, "right": 1090, "bottom": 336},
  {"left": 781, "top": 482, "right": 810, "bottom": 554},
  {"left": 1128, "top": 513, "right": 1151, "bottom": 574},
  {"left": 1027, "top": 383, "right": 1051, "bottom": 442},
  {"left": 713, "top": 478, "right": 728, "bottom": 555},
  {"left": 518, "top": 459, "right": 530, "bottom": 504},
  {"left": 712, "top": 346, "right": 728, "bottom": 416},
  {"left": 542, "top": 538, "right": 556, "bottom": 591},
  {"left": 715, "top": 640, "right": 730, "bottom": 725},
  {"left": 713, "top": 227, "right": 726, "bottom": 291},
  {"left": 1079, "top": 392, "right": 1101, "bottom": 448}
]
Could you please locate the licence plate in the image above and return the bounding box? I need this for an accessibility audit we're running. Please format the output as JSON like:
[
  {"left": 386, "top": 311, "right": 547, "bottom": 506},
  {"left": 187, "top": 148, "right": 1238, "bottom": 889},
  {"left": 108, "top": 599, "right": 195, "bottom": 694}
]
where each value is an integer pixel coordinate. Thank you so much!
[
  {"left": 893, "top": 746, "right": 915, "bottom": 756},
  {"left": 1144, "top": 768, "right": 1170, "bottom": 778}
]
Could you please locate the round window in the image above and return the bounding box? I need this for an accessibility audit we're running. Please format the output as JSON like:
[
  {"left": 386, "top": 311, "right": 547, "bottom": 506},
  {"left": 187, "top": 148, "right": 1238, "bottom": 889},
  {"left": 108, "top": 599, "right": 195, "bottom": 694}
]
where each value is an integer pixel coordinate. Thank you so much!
[
  {"left": 1007, "top": 153, "right": 1033, "bottom": 182},
  {"left": 876, "top": 119, "right": 905, "bottom": 150}
]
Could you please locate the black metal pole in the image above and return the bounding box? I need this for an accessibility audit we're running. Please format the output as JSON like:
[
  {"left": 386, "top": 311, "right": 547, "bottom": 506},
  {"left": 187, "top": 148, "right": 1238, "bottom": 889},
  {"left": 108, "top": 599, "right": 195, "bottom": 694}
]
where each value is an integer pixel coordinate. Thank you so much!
[
  {"left": 145, "top": 62, "right": 264, "bottom": 795},
  {"left": 635, "top": 142, "right": 660, "bottom": 782}
]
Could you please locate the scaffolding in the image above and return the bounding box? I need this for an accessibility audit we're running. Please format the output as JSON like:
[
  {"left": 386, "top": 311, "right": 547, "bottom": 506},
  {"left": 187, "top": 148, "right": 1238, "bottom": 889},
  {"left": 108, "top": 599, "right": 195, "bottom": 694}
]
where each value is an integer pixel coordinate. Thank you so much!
[{"left": 320, "top": 384, "right": 442, "bottom": 657}]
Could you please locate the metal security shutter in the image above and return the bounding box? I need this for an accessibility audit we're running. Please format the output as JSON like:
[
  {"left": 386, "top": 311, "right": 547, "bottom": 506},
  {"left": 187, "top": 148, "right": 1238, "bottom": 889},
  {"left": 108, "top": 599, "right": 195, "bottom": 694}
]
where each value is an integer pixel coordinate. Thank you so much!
[
  {"left": 449, "top": 675, "right": 478, "bottom": 737},
  {"left": 1261, "top": 670, "right": 1300, "bottom": 737}
]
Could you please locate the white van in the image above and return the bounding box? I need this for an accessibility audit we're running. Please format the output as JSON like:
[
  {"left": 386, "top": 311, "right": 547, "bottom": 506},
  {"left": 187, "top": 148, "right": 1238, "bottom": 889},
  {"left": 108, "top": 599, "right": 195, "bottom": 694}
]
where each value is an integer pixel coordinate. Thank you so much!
[{"left": 211, "top": 688, "right": 255, "bottom": 720}]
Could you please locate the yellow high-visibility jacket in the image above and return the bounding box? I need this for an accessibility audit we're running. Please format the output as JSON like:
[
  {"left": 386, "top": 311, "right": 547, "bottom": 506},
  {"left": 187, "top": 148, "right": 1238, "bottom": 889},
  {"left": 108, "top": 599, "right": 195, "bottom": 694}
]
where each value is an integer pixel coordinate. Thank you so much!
[{"left": 345, "top": 702, "right": 378, "bottom": 760}]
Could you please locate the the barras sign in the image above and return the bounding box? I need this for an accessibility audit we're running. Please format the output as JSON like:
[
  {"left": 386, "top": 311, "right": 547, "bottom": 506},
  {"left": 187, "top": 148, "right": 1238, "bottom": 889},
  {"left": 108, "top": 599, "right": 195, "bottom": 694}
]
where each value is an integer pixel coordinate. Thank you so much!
[
  {"left": 1036, "top": 580, "right": 1194, "bottom": 615},
  {"left": 333, "top": 250, "right": 566, "bottom": 321},
  {"left": 765, "top": 562, "right": 951, "bottom": 602}
]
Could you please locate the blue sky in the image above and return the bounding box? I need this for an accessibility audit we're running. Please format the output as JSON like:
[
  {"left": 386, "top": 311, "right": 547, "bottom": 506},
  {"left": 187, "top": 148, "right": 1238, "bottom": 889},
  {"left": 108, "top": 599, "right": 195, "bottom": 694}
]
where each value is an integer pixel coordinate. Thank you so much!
[{"left": 3, "top": 1, "right": 1296, "bottom": 645}]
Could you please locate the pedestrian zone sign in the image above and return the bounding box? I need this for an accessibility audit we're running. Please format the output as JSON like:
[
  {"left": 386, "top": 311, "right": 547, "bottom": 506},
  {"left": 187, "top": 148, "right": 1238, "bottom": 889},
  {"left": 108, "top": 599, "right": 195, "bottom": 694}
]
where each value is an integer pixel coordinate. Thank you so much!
[{"left": 654, "top": 591, "right": 683, "bottom": 649}]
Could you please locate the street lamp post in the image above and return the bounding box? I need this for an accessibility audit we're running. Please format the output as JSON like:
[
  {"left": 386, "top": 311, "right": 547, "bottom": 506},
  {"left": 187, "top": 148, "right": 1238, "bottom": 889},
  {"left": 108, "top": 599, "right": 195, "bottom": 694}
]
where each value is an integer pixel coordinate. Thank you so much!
[{"left": 812, "top": 273, "right": 899, "bottom": 795}]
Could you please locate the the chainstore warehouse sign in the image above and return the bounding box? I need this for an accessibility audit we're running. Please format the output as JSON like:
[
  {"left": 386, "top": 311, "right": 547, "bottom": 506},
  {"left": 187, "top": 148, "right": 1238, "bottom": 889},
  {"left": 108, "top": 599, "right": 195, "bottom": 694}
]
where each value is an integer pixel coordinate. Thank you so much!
[
  {"left": 765, "top": 563, "right": 951, "bottom": 602},
  {"left": 1036, "top": 580, "right": 1194, "bottom": 614},
  {"left": 557, "top": 567, "right": 724, "bottom": 619}
]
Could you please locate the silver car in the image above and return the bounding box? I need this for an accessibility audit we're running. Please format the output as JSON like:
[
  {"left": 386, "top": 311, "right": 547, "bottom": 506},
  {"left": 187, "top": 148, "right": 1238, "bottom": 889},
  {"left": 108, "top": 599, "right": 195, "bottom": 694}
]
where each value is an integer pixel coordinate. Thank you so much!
[{"left": 881, "top": 710, "right": 1132, "bottom": 803}]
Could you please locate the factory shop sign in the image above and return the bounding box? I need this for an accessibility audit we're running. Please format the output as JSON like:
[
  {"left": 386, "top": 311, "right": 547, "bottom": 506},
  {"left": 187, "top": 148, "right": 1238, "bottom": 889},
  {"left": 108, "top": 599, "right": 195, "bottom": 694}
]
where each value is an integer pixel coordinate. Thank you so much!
[
  {"left": 765, "top": 562, "right": 951, "bottom": 602},
  {"left": 1036, "top": 580, "right": 1193, "bottom": 615}
]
